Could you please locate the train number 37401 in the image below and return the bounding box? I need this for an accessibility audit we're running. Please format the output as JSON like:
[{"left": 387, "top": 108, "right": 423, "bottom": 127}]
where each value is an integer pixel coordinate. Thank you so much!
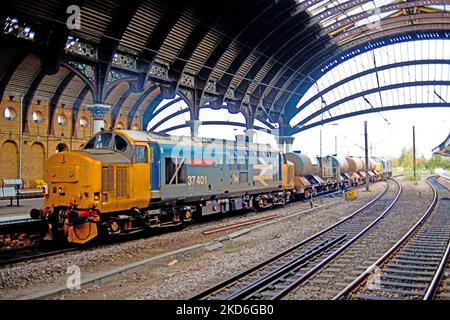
[{"left": 187, "top": 175, "right": 208, "bottom": 186}]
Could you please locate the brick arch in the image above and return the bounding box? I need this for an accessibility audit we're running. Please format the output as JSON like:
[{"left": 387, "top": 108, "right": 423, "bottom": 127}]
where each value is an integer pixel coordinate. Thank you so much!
[
  {"left": 0, "top": 140, "right": 19, "bottom": 179},
  {"left": 28, "top": 142, "right": 46, "bottom": 185}
]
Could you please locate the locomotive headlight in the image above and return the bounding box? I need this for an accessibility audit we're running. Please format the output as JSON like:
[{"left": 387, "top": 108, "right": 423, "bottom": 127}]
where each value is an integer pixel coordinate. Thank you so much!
[{"left": 58, "top": 186, "right": 65, "bottom": 194}]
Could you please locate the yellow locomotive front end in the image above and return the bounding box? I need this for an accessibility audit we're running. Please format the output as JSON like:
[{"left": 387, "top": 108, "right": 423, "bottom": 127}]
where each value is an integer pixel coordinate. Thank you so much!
[
  {"left": 30, "top": 129, "right": 151, "bottom": 244},
  {"left": 31, "top": 150, "right": 103, "bottom": 244},
  {"left": 45, "top": 151, "right": 101, "bottom": 210}
]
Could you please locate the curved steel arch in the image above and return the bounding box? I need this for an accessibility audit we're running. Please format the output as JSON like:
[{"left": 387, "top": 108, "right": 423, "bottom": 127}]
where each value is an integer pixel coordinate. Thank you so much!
[
  {"left": 22, "top": 69, "right": 46, "bottom": 133},
  {"left": 197, "top": 0, "right": 277, "bottom": 101},
  {"left": 111, "top": 87, "right": 133, "bottom": 126},
  {"left": 157, "top": 121, "right": 272, "bottom": 135},
  {"left": 214, "top": 1, "right": 298, "bottom": 99},
  {"left": 142, "top": 92, "right": 164, "bottom": 130},
  {"left": 71, "top": 85, "right": 90, "bottom": 138},
  {"left": 276, "top": 26, "right": 450, "bottom": 120},
  {"left": 48, "top": 71, "right": 75, "bottom": 135},
  {"left": 0, "top": 49, "right": 28, "bottom": 102},
  {"left": 60, "top": 61, "right": 95, "bottom": 94},
  {"left": 127, "top": 84, "right": 158, "bottom": 127},
  {"left": 270, "top": 17, "right": 450, "bottom": 115},
  {"left": 291, "top": 103, "right": 450, "bottom": 134},
  {"left": 289, "top": 58, "right": 450, "bottom": 119},
  {"left": 149, "top": 108, "right": 190, "bottom": 132},
  {"left": 150, "top": 104, "right": 274, "bottom": 134},
  {"left": 151, "top": 97, "right": 184, "bottom": 118},
  {"left": 293, "top": 80, "right": 450, "bottom": 129},
  {"left": 142, "top": 92, "right": 191, "bottom": 130},
  {"left": 433, "top": 132, "right": 450, "bottom": 156}
]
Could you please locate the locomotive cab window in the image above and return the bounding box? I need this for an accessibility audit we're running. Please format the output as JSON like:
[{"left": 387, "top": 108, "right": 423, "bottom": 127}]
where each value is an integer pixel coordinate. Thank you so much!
[
  {"left": 84, "top": 137, "right": 95, "bottom": 149},
  {"left": 84, "top": 133, "right": 112, "bottom": 150},
  {"left": 114, "top": 135, "right": 128, "bottom": 153}
]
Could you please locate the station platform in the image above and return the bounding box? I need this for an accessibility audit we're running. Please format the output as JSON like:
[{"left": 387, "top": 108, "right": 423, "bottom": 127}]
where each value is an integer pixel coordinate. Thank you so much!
[{"left": 0, "top": 198, "right": 43, "bottom": 222}]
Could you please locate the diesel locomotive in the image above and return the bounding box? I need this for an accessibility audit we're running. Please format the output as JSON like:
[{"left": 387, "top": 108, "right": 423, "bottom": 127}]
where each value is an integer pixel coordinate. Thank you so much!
[{"left": 30, "top": 128, "right": 391, "bottom": 244}]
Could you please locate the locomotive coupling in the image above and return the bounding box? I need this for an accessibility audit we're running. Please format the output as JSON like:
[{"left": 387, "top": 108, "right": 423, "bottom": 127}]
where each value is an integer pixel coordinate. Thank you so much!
[
  {"left": 67, "top": 209, "right": 100, "bottom": 225},
  {"left": 67, "top": 209, "right": 89, "bottom": 224}
]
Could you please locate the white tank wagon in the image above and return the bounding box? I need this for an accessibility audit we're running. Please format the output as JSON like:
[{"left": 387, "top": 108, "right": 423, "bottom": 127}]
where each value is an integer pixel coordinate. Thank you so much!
[
  {"left": 368, "top": 159, "right": 376, "bottom": 171},
  {"left": 286, "top": 152, "right": 325, "bottom": 198},
  {"left": 317, "top": 155, "right": 348, "bottom": 191},
  {"left": 346, "top": 157, "right": 366, "bottom": 186},
  {"left": 286, "top": 152, "right": 313, "bottom": 176},
  {"left": 347, "top": 157, "right": 364, "bottom": 173}
]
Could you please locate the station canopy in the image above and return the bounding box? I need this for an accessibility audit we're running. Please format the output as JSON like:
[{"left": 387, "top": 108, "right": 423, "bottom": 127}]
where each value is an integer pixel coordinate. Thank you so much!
[{"left": 2, "top": 0, "right": 450, "bottom": 137}]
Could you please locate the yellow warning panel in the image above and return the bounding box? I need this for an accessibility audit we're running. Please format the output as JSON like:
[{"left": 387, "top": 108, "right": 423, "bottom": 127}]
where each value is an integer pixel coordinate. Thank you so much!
[{"left": 345, "top": 191, "right": 357, "bottom": 201}]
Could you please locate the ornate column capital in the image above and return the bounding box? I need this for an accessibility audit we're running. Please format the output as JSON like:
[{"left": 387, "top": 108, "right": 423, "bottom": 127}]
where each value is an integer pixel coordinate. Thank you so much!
[{"left": 87, "top": 104, "right": 111, "bottom": 134}]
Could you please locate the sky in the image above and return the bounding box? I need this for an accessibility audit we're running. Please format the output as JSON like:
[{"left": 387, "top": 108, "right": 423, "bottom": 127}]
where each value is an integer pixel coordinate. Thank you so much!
[{"left": 291, "top": 107, "right": 450, "bottom": 159}]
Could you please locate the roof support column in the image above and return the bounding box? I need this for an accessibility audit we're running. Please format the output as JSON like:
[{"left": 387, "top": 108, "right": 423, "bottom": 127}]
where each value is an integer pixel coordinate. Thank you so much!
[
  {"left": 245, "top": 128, "right": 256, "bottom": 143},
  {"left": 87, "top": 104, "right": 111, "bottom": 135},
  {"left": 277, "top": 135, "right": 295, "bottom": 153},
  {"left": 186, "top": 120, "right": 202, "bottom": 138}
]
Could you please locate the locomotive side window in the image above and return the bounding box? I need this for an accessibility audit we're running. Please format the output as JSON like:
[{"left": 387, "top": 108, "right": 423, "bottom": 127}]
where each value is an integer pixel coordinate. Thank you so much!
[
  {"left": 165, "top": 158, "right": 186, "bottom": 185},
  {"left": 134, "top": 145, "right": 148, "bottom": 163},
  {"left": 114, "top": 135, "right": 128, "bottom": 153}
]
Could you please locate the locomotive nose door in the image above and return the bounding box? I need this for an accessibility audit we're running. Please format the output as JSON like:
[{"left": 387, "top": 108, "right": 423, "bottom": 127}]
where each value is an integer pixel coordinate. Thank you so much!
[{"left": 150, "top": 143, "right": 161, "bottom": 196}]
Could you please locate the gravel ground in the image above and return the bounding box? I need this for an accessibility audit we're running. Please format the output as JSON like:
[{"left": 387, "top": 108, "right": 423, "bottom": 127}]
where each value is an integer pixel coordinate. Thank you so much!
[
  {"left": 0, "top": 183, "right": 386, "bottom": 300},
  {"left": 285, "top": 176, "right": 434, "bottom": 300}
]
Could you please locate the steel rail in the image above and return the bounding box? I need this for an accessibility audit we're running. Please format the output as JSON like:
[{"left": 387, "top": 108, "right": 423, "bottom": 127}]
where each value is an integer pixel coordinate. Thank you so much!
[
  {"left": 190, "top": 180, "right": 392, "bottom": 300},
  {"left": 1, "top": 187, "right": 345, "bottom": 270},
  {"left": 424, "top": 240, "right": 450, "bottom": 300},
  {"left": 333, "top": 176, "right": 439, "bottom": 300},
  {"left": 17, "top": 190, "right": 350, "bottom": 300},
  {"left": 0, "top": 246, "right": 78, "bottom": 267},
  {"left": 271, "top": 178, "right": 402, "bottom": 300}
]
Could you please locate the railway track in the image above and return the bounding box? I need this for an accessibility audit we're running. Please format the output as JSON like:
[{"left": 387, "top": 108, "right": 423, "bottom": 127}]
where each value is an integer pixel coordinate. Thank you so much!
[
  {"left": 0, "top": 245, "right": 77, "bottom": 267},
  {"left": 190, "top": 178, "right": 401, "bottom": 300},
  {"left": 0, "top": 189, "right": 344, "bottom": 267},
  {"left": 15, "top": 184, "right": 379, "bottom": 300},
  {"left": 334, "top": 176, "right": 450, "bottom": 300}
]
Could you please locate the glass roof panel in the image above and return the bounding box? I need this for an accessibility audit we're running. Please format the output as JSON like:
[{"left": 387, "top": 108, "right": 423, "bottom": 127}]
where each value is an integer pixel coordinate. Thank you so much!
[
  {"left": 199, "top": 106, "right": 246, "bottom": 123},
  {"left": 427, "top": 5, "right": 450, "bottom": 12},
  {"left": 305, "top": 0, "right": 398, "bottom": 29},
  {"left": 153, "top": 110, "right": 190, "bottom": 132},
  {"left": 148, "top": 97, "right": 189, "bottom": 130},
  {"left": 291, "top": 39, "right": 450, "bottom": 128}
]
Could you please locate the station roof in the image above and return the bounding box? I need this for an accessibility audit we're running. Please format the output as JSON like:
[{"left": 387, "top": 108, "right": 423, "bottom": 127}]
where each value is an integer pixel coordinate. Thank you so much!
[
  {"left": 2, "top": 0, "right": 450, "bottom": 134},
  {"left": 433, "top": 132, "right": 450, "bottom": 157}
]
